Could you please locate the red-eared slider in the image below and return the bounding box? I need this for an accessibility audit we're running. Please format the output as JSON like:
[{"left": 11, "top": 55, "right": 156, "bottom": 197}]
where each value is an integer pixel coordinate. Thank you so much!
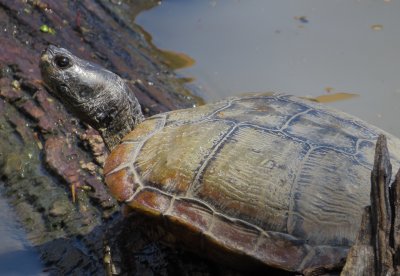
[{"left": 40, "top": 46, "right": 400, "bottom": 274}]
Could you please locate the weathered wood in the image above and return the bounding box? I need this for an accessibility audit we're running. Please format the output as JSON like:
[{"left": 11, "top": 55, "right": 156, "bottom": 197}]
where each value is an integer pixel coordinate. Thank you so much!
[
  {"left": 341, "top": 207, "right": 375, "bottom": 275},
  {"left": 0, "top": 1, "right": 223, "bottom": 275},
  {"left": 371, "top": 135, "right": 393, "bottom": 274},
  {"left": 342, "top": 135, "right": 400, "bottom": 275},
  {"left": 393, "top": 170, "right": 400, "bottom": 273}
]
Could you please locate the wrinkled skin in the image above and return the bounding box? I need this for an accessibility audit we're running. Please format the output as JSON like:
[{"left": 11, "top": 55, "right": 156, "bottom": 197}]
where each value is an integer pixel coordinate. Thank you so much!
[{"left": 40, "top": 45, "right": 144, "bottom": 149}]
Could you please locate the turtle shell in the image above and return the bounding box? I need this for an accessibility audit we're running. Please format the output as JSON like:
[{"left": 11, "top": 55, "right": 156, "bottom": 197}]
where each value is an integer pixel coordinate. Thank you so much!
[{"left": 104, "top": 93, "right": 400, "bottom": 273}]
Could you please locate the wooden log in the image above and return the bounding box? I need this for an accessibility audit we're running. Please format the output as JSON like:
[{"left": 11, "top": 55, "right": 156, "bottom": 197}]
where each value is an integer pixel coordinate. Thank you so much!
[
  {"left": 342, "top": 135, "right": 400, "bottom": 275},
  {"left": 0, "top": 1, "right": 216, "bottom": 275}
]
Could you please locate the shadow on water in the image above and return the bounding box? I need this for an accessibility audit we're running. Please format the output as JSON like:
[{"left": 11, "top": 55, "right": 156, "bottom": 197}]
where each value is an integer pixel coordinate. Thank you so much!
[
  {"left": 0, "top": 250, "right": 44, "bottom": 275},
  {"left": 0, "top": 193, "right": 44, "bottom": 275}
]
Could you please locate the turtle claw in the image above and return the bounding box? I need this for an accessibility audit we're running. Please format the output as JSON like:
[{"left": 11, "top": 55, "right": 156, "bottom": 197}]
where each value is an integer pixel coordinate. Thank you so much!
[
  {"left": 71, "top": 182, "right": 78, "bottom": 203},
  {"left": 103, "top": 240, "right": 118, "bottom": 276}
]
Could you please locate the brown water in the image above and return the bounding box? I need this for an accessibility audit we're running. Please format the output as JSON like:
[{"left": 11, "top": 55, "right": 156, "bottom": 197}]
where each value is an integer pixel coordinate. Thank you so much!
[{"left": 136, "top": 0, "right": 400, "bottom": 137}]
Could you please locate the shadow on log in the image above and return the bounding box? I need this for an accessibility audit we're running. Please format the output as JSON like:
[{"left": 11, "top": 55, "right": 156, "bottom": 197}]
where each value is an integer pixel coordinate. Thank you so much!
[{"left": 342, "top": 135, "right": 400, "bottom": 275}]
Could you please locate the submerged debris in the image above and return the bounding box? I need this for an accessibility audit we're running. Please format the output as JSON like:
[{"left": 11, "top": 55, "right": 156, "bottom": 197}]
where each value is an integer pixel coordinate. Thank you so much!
[{"left": 371, "top": 24, "right": 383, "bottom": 31}]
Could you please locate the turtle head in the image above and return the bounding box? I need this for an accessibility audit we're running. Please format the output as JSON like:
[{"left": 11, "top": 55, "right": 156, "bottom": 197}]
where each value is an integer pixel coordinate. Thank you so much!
[{"left": 40, "top": 45, "right": 144, "bottom": 150}]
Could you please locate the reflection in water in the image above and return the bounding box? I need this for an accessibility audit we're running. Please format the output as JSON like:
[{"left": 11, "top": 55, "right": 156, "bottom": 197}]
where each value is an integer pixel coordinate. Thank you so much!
[
  {"left": 303, "top": 92, "right": 358, "bottom": 103},
  {"left": 137, "top": 25, "right": 195, "bottom": 70},
  {"left": 137, "top": 0, "right": 400, "bottom": 137},
  {"left": 0, "top": 190, "right": 44, "bottom": 275}
]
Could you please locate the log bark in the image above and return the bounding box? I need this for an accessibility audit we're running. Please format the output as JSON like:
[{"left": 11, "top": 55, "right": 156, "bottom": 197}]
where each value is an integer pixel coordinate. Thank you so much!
[
  {"left": 342, "top": 135, "right": 400, "bottom": 275},
  {"left": 0, "top": 1, "right": 227, "bottom": 275}
]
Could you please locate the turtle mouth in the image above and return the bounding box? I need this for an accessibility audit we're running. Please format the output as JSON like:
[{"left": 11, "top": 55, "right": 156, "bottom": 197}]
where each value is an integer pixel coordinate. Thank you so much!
[
  {"left": 40, "top": 45, "right": 57, "bottom": 65},
  {"left": 40, "top": 52, "right": 51, "bottom": 65},
  {"left": 39, "top": 47, "right": 56, "bottom": 79}
]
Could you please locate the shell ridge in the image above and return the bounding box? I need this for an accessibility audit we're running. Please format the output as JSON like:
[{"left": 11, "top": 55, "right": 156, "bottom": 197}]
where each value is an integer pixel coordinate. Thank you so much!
[
  {"left": 204, "top": 98, "right": 234, "bottom": 119},
  {"left": 163, "top": 193, "right": 176, "bottom": 216},
  {"left": 280, "top": 108, "right": 312, "bottom": 131},
  {"left": 237, "top": 122, "right": 312, "bottom": 150},
  {"left": 287, "top": 146, "right": 314, "bottom": 234},
  {"left": 186, "top": 123, "right": 238, "bottom": 196},
  {"left": 251, "top": 232, "right": 265, "bottom": 255},
  {"left": 105, "top": 142, "right": 141, "bottom": 175},
  {"left": 354, "top": 138, "right": 379, "bottom": 170},
  {"left": 124, "top": 181, "right": 143, "bottom": 203}
]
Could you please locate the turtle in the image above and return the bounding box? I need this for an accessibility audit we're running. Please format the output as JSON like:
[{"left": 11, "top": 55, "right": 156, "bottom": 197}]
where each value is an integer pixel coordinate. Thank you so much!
[{"left": 40, "top": 45, "right": 400, "bottom": 274}]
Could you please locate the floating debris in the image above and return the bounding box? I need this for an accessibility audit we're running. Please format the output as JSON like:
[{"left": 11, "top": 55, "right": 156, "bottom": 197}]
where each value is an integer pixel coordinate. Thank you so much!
[
  {"left": 303, "top": 92, "right": 359, "bottom": 103},
  {"left": 294, "top": 16, "right": 309, "bottom": 24},
  {"left": 324, "top": 87, "right": 334, "bottom": 93},
  {"left": 371, "top": 24, "right": 383, "bottom": 31}
]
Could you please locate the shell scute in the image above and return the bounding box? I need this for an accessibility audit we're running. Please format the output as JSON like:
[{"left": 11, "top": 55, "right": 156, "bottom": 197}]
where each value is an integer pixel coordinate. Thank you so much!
[
  {"left": 104, "top": 142, "right": 136, "bottom": 175},
  {"left": 284, "top": 109, "right": 377, "bottom": 153},
  {"left": 214, "top": 97, "right": 309, "bottom": 130},
  {"left": 210, "top": 215, "right": 260, "bottom": 253},
  {"left": 128, "top": 188, "right": 172, "bottom": 216},
  {"left": 168, "top": 198, "right": 214, "bottom": 233},
  {"left": 288, "top": 147, "right": 371, "bottom": 246},
  {"left": 105, "top": 168, "right": 136, "bottom": 202},
  {"left": 193, "top": 126, "right": 309, "bottom": 232},
  {"left": 254, "top": 232, "right": 308, "bottom": 271},
  {"left": 134, "top": 120, "right": 233, "bottom": 195}
]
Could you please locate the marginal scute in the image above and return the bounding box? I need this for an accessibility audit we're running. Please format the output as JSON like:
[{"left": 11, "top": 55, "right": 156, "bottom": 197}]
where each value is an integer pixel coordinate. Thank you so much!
[
  {"left": 105, "top": 168, "right": 136, "bottom": 202},
  {"left": 211, "top": 215, "right": 260, "bottom": 253},
  {"left": 127, "top": 188, "right": 171, "bottom": 216},
  {"left": 168, "top": 198, "right": 214, "bottom": 232},
  {"left": 254, "top": 232, "right": 308, "bottom": 271},
  {"left": 104, "top": 142, "right": 136, "bottom": 175}
]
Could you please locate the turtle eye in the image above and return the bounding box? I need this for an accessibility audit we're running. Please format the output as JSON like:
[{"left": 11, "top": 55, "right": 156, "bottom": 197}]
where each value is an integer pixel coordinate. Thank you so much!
[{"left": 54, "top": 55, "right": 70, "bottom": 69}]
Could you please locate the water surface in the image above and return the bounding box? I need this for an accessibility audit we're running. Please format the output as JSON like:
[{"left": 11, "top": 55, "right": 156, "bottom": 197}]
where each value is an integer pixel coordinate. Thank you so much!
[
  {"left": 137, "top": 0, "right": 400, "bottom": 136},
  {"left": 0, "top": 188, "right": 44, "bottom": 275}
]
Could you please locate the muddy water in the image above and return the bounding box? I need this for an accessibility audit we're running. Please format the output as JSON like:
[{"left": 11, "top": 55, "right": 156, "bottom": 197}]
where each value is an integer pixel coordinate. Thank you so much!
[
  {"left": 0, "top": 189, "right": 44, "bottom": 275},
  {"left": 136, "top": 0, "right": 400, "bottom": 137}
]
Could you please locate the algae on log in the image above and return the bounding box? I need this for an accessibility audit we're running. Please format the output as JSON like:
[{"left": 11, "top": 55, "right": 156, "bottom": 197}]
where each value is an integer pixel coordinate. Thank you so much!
[{"left": 0, "top": 0, "right": 230, "bottom": 275}]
